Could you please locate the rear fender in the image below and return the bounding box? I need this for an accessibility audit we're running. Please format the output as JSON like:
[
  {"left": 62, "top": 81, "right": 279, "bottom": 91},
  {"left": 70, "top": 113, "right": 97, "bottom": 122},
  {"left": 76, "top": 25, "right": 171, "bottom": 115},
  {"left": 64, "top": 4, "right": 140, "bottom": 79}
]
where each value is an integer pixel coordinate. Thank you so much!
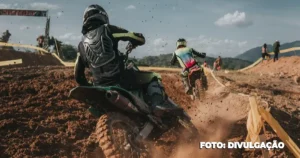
[
  {"left": 188, "top": 68, "right": 201, "bottom": 76},
  {"left": 69, "top": 86, "right": 144, "bottom": 114},
  {"left": 188, "top": 68, "right": 202, "bottom": 87},
  {"left": 69, "top": 86, "right": 108, "bottom": 105}
]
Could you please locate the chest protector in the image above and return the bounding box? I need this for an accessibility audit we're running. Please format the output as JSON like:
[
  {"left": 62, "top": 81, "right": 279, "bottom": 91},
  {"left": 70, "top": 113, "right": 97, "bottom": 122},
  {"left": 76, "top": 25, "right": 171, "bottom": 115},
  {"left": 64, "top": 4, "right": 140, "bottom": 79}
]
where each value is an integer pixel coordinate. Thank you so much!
[
  {"left": 82, "top": 25, "right": 115, "bottom": 68},
  {"left": 175, "top": 47, "right": 196, "bottom": 69}
]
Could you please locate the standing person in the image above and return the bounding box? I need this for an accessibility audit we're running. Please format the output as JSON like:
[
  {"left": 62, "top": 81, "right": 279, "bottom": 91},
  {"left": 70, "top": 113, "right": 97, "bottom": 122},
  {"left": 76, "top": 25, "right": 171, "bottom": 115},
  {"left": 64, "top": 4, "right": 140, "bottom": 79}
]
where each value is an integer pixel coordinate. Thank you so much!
[
  {"left": 261, "top": 43, "right": 270, "bottom": 62},
  {"left": 217, "top": 56, "right": 222, "bottom": 70},
  {"left": 273, "top": 40, "right": 280, "bottom": 62},
  {"left": 203, "top": 60, "right": 208, "bottom": 68},
  {"left": 213, "top": 56, "right": 222, "bottom": 71}
]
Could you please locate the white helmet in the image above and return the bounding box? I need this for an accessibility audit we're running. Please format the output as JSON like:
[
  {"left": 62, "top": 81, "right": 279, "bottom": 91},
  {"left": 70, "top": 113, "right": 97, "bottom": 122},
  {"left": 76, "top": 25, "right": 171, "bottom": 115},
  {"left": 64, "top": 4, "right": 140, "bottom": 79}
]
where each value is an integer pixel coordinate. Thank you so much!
[{"left": 176, "top": 38, "right": 187, "bottom": 48}]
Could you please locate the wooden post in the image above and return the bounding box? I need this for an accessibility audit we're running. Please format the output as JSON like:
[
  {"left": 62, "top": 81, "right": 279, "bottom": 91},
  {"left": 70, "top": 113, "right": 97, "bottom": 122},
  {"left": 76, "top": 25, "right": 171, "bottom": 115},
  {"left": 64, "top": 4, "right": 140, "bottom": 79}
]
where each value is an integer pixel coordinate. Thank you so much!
[
  {"left": 54, "top": 39, "right": 60, "bottom": 58},
  {"left": 258, "top": 107, "right": 300, "bottom": 158}
]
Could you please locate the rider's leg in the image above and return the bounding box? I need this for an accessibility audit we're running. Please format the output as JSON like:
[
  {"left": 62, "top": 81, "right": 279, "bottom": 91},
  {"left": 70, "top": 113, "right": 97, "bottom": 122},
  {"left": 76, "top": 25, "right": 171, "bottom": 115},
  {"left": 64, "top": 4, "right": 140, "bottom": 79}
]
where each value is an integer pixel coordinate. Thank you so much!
[
  {"left": 181, "top": 71, "right": 191, "bottom": 94},
  {"left": 146, "top": 79, "right": 171, "bottom": 108},
  {"left": 131, "top": 71, "right": 176, "bottom": 110}
]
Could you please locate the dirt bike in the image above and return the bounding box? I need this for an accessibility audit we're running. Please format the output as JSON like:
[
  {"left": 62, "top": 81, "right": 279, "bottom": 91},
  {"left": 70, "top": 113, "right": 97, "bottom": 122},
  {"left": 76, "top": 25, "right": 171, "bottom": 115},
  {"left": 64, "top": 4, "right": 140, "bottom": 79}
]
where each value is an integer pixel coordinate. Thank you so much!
[
  {"left": 69, "top": 43, "right": 198, "bottom": 158},
  {"left": 187, "top": 64, "right": 208, "bottom": 100}
]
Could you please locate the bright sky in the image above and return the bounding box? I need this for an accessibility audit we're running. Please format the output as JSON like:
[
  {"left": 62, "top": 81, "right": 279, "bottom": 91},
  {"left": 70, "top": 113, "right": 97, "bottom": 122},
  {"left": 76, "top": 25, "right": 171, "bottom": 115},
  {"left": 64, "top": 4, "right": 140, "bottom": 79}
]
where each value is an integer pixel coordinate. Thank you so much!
[{"left": 0, "top": 0, "right": 299, "bottom": 58}]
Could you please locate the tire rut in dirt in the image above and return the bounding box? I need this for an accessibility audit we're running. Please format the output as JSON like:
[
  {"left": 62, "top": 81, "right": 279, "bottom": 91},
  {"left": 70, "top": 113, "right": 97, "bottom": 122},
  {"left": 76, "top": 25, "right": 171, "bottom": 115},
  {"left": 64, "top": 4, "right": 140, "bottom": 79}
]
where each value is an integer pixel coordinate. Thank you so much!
[{"left": 95, "top": 112, "right": 150, "bottom": 158}]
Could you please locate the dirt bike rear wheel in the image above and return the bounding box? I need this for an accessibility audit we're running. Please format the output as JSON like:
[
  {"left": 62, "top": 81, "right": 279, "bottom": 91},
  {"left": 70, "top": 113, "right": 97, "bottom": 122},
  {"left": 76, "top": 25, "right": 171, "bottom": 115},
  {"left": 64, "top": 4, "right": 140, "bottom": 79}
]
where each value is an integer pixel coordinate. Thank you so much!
[
  {"left": 95, "top": 112, "right": 150, "bottom": 158},
  {"left": 194, "top": 79, "right": 202, "bottom": 100},
  {"left": 201, "top": 74, "right": 208, "bottom": 91}
]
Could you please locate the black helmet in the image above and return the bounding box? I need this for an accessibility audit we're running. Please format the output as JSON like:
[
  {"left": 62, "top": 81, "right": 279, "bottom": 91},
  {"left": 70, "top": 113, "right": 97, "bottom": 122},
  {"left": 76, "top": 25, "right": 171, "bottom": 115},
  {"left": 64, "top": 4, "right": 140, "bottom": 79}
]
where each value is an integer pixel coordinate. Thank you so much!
[
  {"left": 82, "top": 4, "right": 109, "bottom": 34},
  {"left": 176, "top": 38, "right": 187, "bottom": 48}
]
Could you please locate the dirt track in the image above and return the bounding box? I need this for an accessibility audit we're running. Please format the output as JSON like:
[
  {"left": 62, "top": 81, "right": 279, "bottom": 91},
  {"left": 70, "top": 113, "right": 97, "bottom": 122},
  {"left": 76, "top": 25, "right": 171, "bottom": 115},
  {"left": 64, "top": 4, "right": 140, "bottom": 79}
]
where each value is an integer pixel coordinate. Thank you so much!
[{"left": 0, "top": 54, "right": 300, "bottom": 158}]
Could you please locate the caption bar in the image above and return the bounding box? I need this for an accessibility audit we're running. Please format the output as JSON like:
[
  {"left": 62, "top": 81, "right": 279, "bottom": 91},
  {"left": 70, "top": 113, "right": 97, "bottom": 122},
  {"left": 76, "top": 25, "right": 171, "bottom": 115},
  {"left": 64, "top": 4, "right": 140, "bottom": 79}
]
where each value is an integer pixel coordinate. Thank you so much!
[{"left": 199, "top": 141, "right": 285, "bottom": 150}]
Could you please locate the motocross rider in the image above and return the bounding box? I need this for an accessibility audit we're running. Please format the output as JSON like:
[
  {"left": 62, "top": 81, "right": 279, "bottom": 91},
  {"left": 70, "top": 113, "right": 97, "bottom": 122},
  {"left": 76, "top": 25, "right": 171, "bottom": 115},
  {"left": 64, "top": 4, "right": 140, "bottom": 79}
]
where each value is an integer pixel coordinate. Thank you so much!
[
  {"left": 170, "top": 38, "right": 206, "bottom": 94},
  {"left": 75, "top": 4, "right": 172, "bottom": 112},
  {"left": 1, "top": 30, "right": 11, "bottom": 43}
]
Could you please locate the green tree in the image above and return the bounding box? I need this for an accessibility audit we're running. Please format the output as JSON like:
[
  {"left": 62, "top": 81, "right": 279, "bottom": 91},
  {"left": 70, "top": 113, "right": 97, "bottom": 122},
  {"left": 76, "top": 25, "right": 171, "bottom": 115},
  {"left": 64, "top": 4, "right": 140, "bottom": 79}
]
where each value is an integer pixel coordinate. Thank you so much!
[{"left": 60, "top": 44, "right": 77, "bottom": 61}]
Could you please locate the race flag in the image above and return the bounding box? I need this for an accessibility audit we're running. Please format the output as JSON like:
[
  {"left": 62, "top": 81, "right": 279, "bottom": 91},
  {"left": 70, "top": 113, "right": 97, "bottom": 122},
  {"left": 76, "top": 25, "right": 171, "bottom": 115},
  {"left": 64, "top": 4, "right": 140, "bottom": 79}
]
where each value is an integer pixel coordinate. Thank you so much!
[{"left": 0, "top": 9, "right": 48, "bottom": 17}]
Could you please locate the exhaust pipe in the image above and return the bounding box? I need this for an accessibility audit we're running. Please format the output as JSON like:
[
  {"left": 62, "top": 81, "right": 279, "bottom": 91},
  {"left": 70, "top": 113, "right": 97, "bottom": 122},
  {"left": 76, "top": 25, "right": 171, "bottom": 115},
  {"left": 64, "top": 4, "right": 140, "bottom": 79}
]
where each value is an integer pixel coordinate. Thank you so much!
[{"left": 106, "top": 90, "right": 139, "bottom": 113}]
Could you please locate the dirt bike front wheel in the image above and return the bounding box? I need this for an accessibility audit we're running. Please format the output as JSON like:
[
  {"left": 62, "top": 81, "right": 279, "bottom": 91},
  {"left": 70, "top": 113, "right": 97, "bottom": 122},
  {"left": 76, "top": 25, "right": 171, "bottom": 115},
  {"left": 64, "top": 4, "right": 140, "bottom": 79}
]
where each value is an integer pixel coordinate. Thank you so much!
[{"left": 95, "top": 112, "right": 150, "bottom": 158}]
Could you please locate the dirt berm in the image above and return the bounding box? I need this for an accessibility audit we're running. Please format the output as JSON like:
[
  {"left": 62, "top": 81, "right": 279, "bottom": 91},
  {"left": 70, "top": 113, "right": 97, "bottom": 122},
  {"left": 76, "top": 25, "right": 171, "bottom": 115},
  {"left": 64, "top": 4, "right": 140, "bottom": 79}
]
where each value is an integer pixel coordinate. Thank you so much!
[{"left": 0, "top": 50, "right": 63, "bottom": 67}]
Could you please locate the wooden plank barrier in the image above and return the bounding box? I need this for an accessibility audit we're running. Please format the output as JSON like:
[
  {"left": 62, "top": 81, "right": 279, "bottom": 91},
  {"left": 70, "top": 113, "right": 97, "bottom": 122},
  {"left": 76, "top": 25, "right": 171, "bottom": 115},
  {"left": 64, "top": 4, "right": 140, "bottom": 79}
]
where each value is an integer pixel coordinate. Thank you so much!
[
  {"left": 0, "top": 59, "right": 22, "bottom": 66},
  {"left": 245, "top": 96, "right": 300, "bottom": 157}
]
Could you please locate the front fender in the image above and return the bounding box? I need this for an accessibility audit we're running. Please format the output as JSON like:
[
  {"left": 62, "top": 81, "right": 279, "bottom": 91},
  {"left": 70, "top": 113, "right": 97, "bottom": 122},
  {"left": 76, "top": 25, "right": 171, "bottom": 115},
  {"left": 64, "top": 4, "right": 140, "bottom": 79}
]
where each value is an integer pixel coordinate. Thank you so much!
[{"left": 69, "top": 86, "right": 151, "bottom": 114}]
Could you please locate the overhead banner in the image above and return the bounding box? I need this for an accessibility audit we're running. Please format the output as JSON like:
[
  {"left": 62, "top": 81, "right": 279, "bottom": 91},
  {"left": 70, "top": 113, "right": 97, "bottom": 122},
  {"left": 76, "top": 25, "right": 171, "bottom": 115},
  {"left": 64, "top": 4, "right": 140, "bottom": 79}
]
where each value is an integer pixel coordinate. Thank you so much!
[{"left": 0, "top": 9, "right": 48, "bottom": 17}]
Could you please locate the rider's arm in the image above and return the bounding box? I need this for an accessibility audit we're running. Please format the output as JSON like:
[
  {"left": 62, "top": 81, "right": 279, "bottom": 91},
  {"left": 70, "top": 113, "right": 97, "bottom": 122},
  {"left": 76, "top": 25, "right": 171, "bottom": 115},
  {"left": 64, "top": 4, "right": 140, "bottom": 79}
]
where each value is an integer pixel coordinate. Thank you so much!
[
  {"left": 191, "top": 48, "right": 206, "bottom": 58},
  {"left": 74, "top": 55, "right": 91, "bottom": 86},
  {"left": 108, "top": 25, "right": 145, "bottom": 46},
  {"left": 74, "top": 42, "right": 91, "bottom": 86},
  {"left": 170, "top": 52, "right": 177, "bottom": 65}
]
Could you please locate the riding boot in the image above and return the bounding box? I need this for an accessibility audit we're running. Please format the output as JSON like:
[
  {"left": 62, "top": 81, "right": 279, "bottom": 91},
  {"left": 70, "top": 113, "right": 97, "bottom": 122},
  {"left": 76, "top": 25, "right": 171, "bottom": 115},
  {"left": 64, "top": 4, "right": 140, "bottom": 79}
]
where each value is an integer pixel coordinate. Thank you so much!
[
  {"left": 146, "top": 80, "right": 176, "bottom": 116},
  {"left": 146, "top": 80, "right": 165, "bottom": 107}
]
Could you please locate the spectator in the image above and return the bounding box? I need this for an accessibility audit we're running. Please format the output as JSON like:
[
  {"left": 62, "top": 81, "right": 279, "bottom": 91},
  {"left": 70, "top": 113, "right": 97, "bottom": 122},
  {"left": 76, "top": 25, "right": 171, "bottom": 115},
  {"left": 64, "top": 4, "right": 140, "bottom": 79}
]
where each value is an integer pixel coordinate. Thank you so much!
[
  {"left": 36, "top": 35, "right": 44, "bottom": 48},
  {"left": 213, "top": 56, "right": 222, "bottom": 71},
  {"left": 0, "top": 30, "right": 11, "bottom": 43},
  {"left": 261, "top": 43, "right": 270, "bottom": 62},
  {"left": 203, "top": 60, "right": 208, "bottom": 67},
  {"left": 273, "top": 40, "right": 280, "bottom": 62}
]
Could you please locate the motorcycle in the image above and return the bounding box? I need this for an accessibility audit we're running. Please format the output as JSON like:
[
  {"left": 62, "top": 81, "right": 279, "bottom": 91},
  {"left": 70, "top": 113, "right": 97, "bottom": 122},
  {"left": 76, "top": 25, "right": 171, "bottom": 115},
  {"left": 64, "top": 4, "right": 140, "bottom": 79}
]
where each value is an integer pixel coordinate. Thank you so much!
[
  {"left": 187, "top": 64, "right": 208, "bottom": 100},
  {"left": 69, "top": 43, "right": 199, "bottom": 158}
]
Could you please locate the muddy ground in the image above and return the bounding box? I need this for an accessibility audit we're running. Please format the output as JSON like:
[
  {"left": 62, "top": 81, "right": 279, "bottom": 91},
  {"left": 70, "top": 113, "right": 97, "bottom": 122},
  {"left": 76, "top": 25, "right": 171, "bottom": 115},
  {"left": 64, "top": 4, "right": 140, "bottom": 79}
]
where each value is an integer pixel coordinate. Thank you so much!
[{"left": 0, "top": 56, "right": 299, "bottom": 158}]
